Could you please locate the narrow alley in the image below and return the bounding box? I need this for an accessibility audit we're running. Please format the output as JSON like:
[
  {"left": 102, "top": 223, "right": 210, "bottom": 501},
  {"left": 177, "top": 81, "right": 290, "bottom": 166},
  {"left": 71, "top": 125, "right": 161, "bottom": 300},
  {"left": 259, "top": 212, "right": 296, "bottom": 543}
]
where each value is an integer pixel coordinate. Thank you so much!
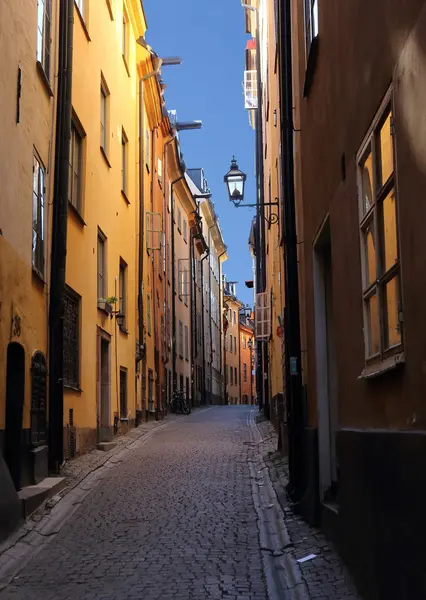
[{"left": 0, "top": 407, "right": 359, "bottom": 600}]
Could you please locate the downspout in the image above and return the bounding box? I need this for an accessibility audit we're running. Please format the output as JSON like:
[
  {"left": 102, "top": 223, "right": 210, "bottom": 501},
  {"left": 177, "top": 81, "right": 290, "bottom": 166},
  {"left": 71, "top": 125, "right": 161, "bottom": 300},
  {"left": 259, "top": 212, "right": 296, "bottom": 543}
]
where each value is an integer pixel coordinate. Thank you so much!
[
  {"left": 217, "top": 249, "right": 227, "bottom": 403},
  {"left": 163, "top": 137, "right": 174, "bottom": 373},
  {"left": 150, "top": 126, "right": 160, "bottom": 417},
  {"left": 200, "top": 248, "right": 210, "bottom": 404},
  {"left": 48, "top": 0, "right": 74, "bottom": 472},
  {"left": 279, "top": 0, "right": 304, "bottom": 502},
  {"left": 254, "top": 11, "right": 269, "bottom": 419},
  {"left": 207, "top": 225, "right": 216, "bottom": 404},
  {"left": 137, "top": 77, "right": 145, "bottom": 371},
  {"left": 238, "top": 316, "right": 242, "bottom": 405},
  {"left": 170, "top": 174, "right": 184, "bottom": 390}
]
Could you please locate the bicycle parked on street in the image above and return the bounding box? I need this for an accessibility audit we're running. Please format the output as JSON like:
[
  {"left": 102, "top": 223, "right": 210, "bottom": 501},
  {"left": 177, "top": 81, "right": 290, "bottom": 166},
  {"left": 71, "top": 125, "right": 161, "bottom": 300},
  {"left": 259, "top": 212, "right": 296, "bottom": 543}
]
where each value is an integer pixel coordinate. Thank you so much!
[{"left": 170, "top": 389, "right": 191, "bottom": 415}]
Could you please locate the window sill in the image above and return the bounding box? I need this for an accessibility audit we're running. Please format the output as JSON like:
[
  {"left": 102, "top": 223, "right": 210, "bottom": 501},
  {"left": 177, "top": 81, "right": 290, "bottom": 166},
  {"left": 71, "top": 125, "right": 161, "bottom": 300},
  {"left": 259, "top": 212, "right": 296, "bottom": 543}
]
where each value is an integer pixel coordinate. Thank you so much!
[
  {"left": 36, "top": 61, "right": 54, "bottom": 97},
  {"left": 64, "top": 384, "right": 83, "bottom": 393},
  {"left": 100, "top": 146, "right": 111, "bottom": 168},
  {"left": 121, "top": 190, "right": 130, "bottom": 204},
  {"left": 303, "top": 36, "right": 319, "bottom": 98},
  {"left": 122, "top": 55, "right": 131, "bottom": 77},
  {"left": 359, "top": 352, "right": 405, "bottom": 380},
  {"left": 98, "top": 306, "right": 112, "bottom": 317},
  {"left": 75, "top": 3, "right": 91, "bottom": 41},
  {"left": 32, "top": 266, "right": 46, "bottom": 285},
  {"left": 119, "top": 326, "right": 129, "bottom": 335},
  {"left": 68, "top": 201, "right": 86, "bottom": 225}
]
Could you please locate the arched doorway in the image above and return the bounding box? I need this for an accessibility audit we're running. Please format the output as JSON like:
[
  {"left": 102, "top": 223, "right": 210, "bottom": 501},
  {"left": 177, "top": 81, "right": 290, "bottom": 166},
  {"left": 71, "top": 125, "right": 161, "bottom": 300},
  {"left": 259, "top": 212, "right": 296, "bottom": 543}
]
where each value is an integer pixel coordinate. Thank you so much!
[{"left": 5, "top": 343, "right": 25, "bottom": 490}]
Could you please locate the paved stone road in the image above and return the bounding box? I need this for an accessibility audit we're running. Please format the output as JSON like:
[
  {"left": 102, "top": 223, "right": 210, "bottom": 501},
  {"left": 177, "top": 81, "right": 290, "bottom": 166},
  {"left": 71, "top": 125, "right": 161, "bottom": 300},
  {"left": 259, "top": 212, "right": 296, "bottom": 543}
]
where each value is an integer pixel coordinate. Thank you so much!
[{"left": 0, "top": 407, "right": 268, "bottom": 600}]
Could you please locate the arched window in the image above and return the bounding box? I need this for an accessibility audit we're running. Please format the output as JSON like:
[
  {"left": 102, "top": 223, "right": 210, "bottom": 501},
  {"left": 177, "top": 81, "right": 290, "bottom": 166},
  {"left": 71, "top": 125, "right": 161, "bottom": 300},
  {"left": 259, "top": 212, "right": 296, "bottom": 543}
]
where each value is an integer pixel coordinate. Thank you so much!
[{"left": 31, "top": 352, "right": 47, "bottom": 446}]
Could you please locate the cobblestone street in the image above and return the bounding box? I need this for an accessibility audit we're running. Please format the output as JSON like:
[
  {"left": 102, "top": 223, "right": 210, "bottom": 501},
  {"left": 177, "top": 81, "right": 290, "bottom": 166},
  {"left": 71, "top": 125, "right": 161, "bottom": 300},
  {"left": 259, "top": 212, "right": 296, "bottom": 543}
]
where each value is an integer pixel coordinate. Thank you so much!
[
  {"left": 0, "top": 408, "right": 268, "bottom": 600},
  {"left": 0, "top": 407, "right": 361, "bottom": 600}
]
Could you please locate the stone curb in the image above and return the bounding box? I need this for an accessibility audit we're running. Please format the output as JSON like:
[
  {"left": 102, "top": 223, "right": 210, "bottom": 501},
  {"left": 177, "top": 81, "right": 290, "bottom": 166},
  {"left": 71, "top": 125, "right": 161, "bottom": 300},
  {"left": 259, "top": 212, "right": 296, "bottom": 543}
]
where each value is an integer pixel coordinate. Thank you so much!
[
  {"left": 0, "top": 408, "right": 212, "bottom": 591},
  {"left": 247, "top": 410, "right": 310, "bottom": 600}
]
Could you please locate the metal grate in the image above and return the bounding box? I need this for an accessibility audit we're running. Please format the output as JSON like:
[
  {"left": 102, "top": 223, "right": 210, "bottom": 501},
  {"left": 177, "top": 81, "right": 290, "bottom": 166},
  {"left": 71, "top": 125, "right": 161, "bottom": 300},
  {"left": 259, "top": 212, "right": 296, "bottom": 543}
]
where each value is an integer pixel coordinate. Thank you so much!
[
  {"left": 30, "top": 352, "right": 47, "bottom": 445},
  {"left": 64, "top": 288, "right": 79, "bottom": 387},
  {"left": 69, "top": 408, "right": 76, "bottom": 457}
]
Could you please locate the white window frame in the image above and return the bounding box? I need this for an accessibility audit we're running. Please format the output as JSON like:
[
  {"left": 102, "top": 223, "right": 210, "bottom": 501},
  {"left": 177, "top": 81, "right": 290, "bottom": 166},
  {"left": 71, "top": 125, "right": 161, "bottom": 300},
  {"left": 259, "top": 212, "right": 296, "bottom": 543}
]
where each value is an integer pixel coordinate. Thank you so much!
[
  {"left": 357, "top": 88, "right": 403, "bottom": 368},
  {"left": 32, "top": 153, "right": 46, "bottom": 276},
  {"left": 37, "top": 0, "right": 52, "bottom": 79},
  {"left": 100, "top": 76, "right": 110, "bottom": 156},
  {"left": 146, "top": 212, "right": 162, "bottom": 251},
  {"left": 69, "top": 117, "right": 84, "bottom": 214},
  {"left": 304, "top": 0, "right": 319, "bottom": 58},
  {"left": 243, "top": 70, "right": 258, "bottom": 109},
  {"left": 255, "top": 292, "right": 271, "bottom": 341}
]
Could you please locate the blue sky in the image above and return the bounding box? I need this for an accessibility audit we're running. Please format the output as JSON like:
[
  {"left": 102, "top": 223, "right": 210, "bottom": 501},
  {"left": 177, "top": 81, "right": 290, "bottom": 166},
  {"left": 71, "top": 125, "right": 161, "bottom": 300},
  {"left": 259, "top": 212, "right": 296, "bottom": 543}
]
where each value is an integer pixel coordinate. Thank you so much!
[{"left": 144, "top": 0, "right": 255, "bottom": 307}]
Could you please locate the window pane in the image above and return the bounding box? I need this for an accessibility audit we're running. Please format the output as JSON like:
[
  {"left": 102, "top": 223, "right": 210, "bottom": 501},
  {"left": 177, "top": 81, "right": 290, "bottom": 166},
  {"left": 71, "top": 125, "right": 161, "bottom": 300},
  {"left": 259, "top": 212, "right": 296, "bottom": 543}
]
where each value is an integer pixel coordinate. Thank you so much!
[
  {"left": 384, "top": 276, "right": 401, "bottom": 348},
  {"left": 382, "top": 188, "right": 398, "bottom": 273},
  {"left": 366, "top": 293, "right": 380, "bottom": 356},
  {"left": 312, "top": 0, "right": 319, "bottom": 37},
  {"left": 379, "top": 112, "right": 393, "bottom": 186},
  {"left": 360, "top": 150, "right": 374, "bottom": 216}
]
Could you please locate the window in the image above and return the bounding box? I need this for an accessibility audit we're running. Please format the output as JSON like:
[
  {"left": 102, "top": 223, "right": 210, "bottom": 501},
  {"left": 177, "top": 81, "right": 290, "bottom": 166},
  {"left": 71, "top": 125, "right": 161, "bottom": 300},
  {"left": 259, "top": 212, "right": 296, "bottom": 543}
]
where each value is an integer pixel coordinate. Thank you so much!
[
  {"left": 185, "top": 326, "right": 189, "bottom": 361},
  {"left": 146, "top": 212, "right": 162, "bottom": 251},
  {"left": 230, "top": 367, "right": 233, "bottom": 385},
  {"left": 234, "top": 336, "right": 237, "bottom": 353},
  {"left": 229, "top": 334, "right": 233, "bottom": 353},
  {"left": 158, "top": 158, "right": 163, "bottom": 184},
  {"left": 97, "top": 230, "right": 106, "bottom": 299},
  {"left": 100, "top": 77, "right": 109, "bottom": 156},
  {"left": 304, "top": 0, "right": 319, "bottom": 57},
  {"left": 147, "top": 294, "right": 151, "bottom": 335},
  {"left": 243, "top": 336, "right": 246, "bottom": 349},
  {"left": 69, "top": 118, "right": 83, "bottom": 213},
  {"left": 183, "top": 219, "right": 188, "bottom": 242},
  {"left": 145, "top": 129, "right": 150, "bottom": 170},
  {"left": 255, "top": 292, "right": 271, "bottom": 340},
  {"left": 32, "top": 154, "right": 45, "bottom": 275},
  {"left": 75, "top": 0, "right": 85, "bottom": 19},
  {"left": 121, "top": 128, "right": 128, "bottom": 196},
  {"left": 243, "top": 363, "right": 247, "bottom": 382},
  {"left": 37, "top": 0, "right": 52, "bottom": 79},
  {"left": 64, "top": 286, "right": 80, "bottom": 388},
  {"left": 120, "top": 368, "right": 127, "bottom": 418},
  {"left": 234, "top": 367, "right": 238, "bottom": 385},
  {"left": 178, "top": 259, "right": 190, "bottom": 300},
  {"left": 119, "top": 259, "right": 127, "bottom": 330},
  {"left": 177, "top": 207, "right": 182, "bottom": 232},
  {"left": 31, "top": 352, "right": 47, "bottom": 445},
  {"left": 357, "top": 96, "right": 402, "bottom": 363},
  {"left": 233, "top": 310, "right": 236, "bottom": 324},
  {"left": 180, "top": 373, "right": 184, "bottom": 392},
  {"left": 179, "top": 321, "right": 184, "bottom": 357},
  {"left": 122, "top": 7, "right": 129, "bottom": 67}
]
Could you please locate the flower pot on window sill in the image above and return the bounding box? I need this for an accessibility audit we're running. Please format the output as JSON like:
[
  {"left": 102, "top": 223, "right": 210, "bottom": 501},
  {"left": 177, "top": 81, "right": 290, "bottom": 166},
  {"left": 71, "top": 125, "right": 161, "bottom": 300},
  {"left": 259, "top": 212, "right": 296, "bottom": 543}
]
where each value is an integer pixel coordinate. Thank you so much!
[{"left": 97, "top": 299, "right": 113, "bottom": 315}]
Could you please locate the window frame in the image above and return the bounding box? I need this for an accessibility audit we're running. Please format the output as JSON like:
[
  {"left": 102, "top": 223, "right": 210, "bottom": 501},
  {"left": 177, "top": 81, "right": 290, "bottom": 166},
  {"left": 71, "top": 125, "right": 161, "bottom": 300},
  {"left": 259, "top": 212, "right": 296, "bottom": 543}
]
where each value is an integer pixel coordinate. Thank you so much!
[
  {"left": 75, "top": 0, "right": 86, "bottom": 21},
  {"left": 356, "top": 88, "right": 403, "bottom": 370},
  {"left": 147, "top": 294, "right": 151, "bottom": 336},
  {"left": 100, "top": 75, "right": 110, "bottom": 159},
  {"left": 63, "top": 285, "right": 81, "bottom": 389},
  {"left": 122, "top": 5, "right": 130, "bottom": 72},
  {"left": 97, "top": 229, "right": 107, "bottom": 300},
  {"left": 36, "top": 0, "right": 52, "bottom": 80},
  {"left": 69, "top": 114, "right": 85, "bottom": 215},
  {"left": 184, "top": 325, "right": 189, "bottom": 361},
  {"left": 119, "top": 367, "right": 128, "bottom": 419},
  {"left": 243, "top": 363, "right": 247, "bottom": 382},
  {"left": 179, "top": 320, "right": 184, "bottom": 358},
  {"left": 32, "top": 152, "right": 46, "bottom": 278},
  {"left": 121, "top": 127, "right": 128, "bottom": 198},
  {"left": 119, "top": 258, "right": 127, "bottom": 331},
  {"left": 304, "top": 0, "right": 319, "bottom": 60}
]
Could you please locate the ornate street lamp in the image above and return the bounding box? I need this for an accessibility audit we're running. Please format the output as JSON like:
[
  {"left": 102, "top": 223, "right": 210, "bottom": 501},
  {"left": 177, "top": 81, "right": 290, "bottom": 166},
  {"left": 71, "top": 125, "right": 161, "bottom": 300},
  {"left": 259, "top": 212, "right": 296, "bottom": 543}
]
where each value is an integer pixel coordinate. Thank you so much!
[
  {"left": 224, "top": 156, "right": 279, "bottom": 224},
  {"left": 224, "top": 156, "right": 247, "bottom": 205}
]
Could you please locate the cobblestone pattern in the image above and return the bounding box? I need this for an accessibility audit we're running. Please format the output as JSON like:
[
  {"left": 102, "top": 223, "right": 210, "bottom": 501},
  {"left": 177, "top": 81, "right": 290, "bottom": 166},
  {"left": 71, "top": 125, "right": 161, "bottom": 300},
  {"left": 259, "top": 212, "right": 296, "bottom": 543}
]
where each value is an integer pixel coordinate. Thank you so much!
[
  {"left": 256, "top": 417, "right": 361, "bottom": 600},
  {"left": 0, "top": 408, "right": 268, "bottom": 600}
]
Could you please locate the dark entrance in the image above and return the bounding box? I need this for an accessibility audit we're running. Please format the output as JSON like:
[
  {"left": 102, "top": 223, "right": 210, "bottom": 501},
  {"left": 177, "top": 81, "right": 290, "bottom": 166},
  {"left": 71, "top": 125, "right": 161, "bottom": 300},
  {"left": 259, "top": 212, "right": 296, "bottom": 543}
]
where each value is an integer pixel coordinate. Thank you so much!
[{"left": 5, "top": 343, "right": 25, "bottom": 490}]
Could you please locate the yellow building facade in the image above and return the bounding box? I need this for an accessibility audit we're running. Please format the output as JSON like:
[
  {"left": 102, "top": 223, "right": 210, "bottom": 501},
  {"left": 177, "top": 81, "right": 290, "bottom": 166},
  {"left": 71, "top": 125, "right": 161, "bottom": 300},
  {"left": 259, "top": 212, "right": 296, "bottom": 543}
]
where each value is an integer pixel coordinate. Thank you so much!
[
  {"left": 63, "top": 0, "right": 147, "bottom": 454},
  {"left": 0, "top": 0, "right": 59, "bottom": 498}
]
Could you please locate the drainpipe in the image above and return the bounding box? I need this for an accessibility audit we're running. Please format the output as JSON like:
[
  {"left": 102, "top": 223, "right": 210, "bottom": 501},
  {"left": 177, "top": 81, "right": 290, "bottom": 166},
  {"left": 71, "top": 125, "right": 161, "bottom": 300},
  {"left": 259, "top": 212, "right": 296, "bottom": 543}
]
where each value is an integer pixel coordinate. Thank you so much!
[
  {"left": 217, "top": 249, "right": 227, "bottom": 403},
  {"left": 207, "top": 225, "right": 216, "bottom": 404},
  {"left": 278, "top": 0, "right": 304, "bottom": 502},
  {"left": 200, "top": 248, "right": 210, "bottom": 404},
  {"left": 170, "top": 174, "right": 184, "bottom": 391},
  {"left": 137, "top": 77, "right": 146, "bottom": 379},
  {"left": 48, "top": 0, "right": 74, "bottom": 473}
]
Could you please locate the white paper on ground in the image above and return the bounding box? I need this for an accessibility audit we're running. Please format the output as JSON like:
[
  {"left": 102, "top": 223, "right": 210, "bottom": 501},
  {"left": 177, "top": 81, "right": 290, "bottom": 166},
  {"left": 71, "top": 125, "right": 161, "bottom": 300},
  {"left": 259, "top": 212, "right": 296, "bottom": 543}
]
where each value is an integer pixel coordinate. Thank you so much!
[{"left": 296, "top": 554, "right": 317, "bottom": 563}]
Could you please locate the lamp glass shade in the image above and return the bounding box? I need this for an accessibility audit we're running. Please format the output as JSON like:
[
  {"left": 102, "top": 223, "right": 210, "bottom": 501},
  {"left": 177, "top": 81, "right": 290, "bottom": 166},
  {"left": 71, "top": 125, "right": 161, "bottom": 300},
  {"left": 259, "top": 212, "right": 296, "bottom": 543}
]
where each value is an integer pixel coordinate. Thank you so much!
[{"left": 224, "top": 157, "right": 246, "bottom": 203}]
